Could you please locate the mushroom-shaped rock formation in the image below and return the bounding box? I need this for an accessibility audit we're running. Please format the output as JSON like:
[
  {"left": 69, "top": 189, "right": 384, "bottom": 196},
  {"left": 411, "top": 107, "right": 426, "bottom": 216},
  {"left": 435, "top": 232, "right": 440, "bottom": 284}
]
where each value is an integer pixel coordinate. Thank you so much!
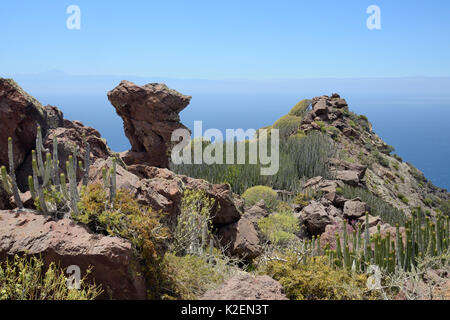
[{"left": 108, "top": 81, "right": 191, "bottom": 168}]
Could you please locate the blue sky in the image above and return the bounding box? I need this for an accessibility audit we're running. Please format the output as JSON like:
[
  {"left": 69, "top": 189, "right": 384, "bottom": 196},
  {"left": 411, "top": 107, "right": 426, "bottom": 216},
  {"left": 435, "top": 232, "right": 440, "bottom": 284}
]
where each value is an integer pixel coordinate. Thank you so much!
[{"left": 1, "top": 0, "right": 450, "bottom": 79}]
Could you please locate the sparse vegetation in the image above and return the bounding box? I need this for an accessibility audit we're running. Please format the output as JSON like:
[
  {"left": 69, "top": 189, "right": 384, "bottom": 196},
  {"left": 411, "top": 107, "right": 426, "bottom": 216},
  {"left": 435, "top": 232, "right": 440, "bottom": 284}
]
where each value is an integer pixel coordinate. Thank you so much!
[
  {"left": 77, "top": 183, "right": 170, "bottom": 299},
  {"left": 262, "top": 255, "right": 375, "bottom": 300},
  {"left": 397, "top": 193, "right": 409, "bottom": 204},
  {"left": 273, "top": 115, "right": 302, "bottom": 138},
  {"left": 288, "top": 99, "right": 311, "bottom": 117},
  {"left": 242, "top": 185, "right": 278, "bottom": 211},
  {"left": 258, "top": 210, "right": 300, "bottom": 245},
  {"left": 0, "top": 255, "right": 102, "bottom": 300},
  {"left": 172, "top": 131, "right": 336, "bottom": 194}
]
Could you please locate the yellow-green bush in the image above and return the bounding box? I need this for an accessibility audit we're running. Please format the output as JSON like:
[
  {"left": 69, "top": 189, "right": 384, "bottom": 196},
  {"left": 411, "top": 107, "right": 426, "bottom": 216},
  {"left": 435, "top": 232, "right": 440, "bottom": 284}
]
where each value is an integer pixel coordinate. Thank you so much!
[
  {"left": 287, "top": 130, "right": 306, "bottom": 143},
  {"left": 264, "top": 255, "right": 376, "bottom": 300},
  {"left": 160, "top": 253, "right": 226, "bottom": 300},
  {"left": 294, "top": 192, "right": 311, "bottom": 209},
  {"left": 273, "top": 115, "right": 302, "bottom": 138},
  {"left": 288, "top": 99, "right": 311, "bottom": 117},
  {"left": 242, "top": 185, "right": 278, "bottom": 211},
  {"left": 77, "top": 183, "right": 169, "bottom": 299},
  {"left": 258, "top": 211, "right": 299, "bottom": 245},
  {"left": 0, "top": 255, "right": 102, "bottom": 300},
  {"left": 276, "top": 201, "right": 292, "bottom": 213}
]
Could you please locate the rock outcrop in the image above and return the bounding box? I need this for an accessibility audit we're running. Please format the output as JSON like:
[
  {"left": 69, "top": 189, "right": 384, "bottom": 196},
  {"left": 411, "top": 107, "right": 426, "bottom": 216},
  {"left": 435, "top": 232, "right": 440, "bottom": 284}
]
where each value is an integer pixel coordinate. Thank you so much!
[
  {"left": 343, "top": 198, "right": 369, "bottom": 219},
  {"left": 0, "top": 78, "right": 63, "bottom": 171},
  {"left": 88, "top": 159, "right": 243, "bottom": 228},
  {"left": 0, "top": 210, "right": 147, "bottom": 300},
  {"left": 199, "top": 274, "right": 287, "bottom": 300},
  {"left": 0, "top": 185, "right": 13, "bottom": 210},
  {"left": 218, "top": 215, "right": 261, "bottom": 260},
  {"left": 15, "top": 119, "right": 112, "bottom": 191},
  {"left": 107, "top": 81, "right": 191, "bottom": 168},
  {"left": 296, "top": 200, "right": 333, "bottom": 236}
]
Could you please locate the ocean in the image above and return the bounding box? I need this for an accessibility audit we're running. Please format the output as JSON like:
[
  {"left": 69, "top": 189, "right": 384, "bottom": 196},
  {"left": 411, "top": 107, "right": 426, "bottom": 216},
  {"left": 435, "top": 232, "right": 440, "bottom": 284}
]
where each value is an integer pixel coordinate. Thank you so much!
[{"left": 34, "top": 91, "right": 450, "bottom": 191}]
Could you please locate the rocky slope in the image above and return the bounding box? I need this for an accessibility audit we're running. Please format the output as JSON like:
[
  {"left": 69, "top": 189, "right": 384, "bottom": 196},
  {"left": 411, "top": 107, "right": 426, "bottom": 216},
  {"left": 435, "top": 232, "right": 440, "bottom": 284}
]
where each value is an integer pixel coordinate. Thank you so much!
[
  {"left": 0, "top": 78, "right": 448, "bottom": 300},
  {"left": 298, "top": 94, "right": 449, "bottom": 217}
]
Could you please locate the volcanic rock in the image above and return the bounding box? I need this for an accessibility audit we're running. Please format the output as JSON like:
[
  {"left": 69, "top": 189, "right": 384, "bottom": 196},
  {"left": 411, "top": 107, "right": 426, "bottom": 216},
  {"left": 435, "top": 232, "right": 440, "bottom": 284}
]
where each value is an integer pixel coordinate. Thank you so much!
[
  {"left": 218, "top": 215, "right": 261, "bottom": 260},
  {"left": 107, "top": 81, "right": 191, "bottom": 168},
  {"left": 199, "top": 274, "right": 287, "bottom": 300},
  {"left": 0, "top": 210, "right": 147, "bottom": 300},
  {"left": 343, "top": 198, "right": 369, "bottom": 219},
  {"left": 0, "top": 78, "right": 63, "bottom": 171}
]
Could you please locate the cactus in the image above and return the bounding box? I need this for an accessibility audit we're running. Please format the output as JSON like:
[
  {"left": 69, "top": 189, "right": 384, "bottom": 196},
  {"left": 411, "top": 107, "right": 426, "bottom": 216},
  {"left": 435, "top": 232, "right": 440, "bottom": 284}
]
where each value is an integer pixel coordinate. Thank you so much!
[
  {"left": 0, "top": 137, "right": 24, "bottom": 210},
  {"left": 4, "top": 127, "right": 92, "bottom": 217},
  {"left": 324, "top": 210, "right": 449, "bottom": 275},
  {"left": 102, "top": 157, "right": 117, "bottom": 207},
  {"left": 78, "top": 135, "right": 91, "bottom": 187}
]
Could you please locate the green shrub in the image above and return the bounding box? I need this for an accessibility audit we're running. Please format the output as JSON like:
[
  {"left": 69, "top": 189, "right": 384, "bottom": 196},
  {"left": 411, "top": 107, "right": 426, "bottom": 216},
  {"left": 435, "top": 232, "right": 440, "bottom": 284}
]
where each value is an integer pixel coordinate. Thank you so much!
[
  {"left": 313, "top": 121, "right": 326, "bottom": 133},
  {"left": 264, "top": 255, "right": 375, "bottom": 300},
  {"left": 397, "top": 193, "right": 409, "bottom": 204},
  {"left": 160, "top": 253, "right": 225, "bottom": 300},
  {"left": 242, "top": 186, "right": 278, "bottom": 211},
  {"left": 288, "top": 99, "right": 311, "bottom": 117},
  {"left": 379, "top": 144, "right": 395, "bottom": 155},
  {"left": 407, "top": 163, "right": 428, "bottom": 185},
  {"left": 423, "top": 197, "right": 433, "bottom": 207},
  {"left": 273, "top": 115, "right": 302, "bottom": 138},
  {"left": 393, "top": 154, "right": 403, "bottom": 163},
  {"left": 0, "top": 255, "right": 102, "bottom": 300},
  {"left": 294, "top": 192, "right": 311, "bottom": 208},
  {"left": 277, "top": 201, "right": 293, "bottom": 212},
  {"left": 326, "top": 126, "right": 340, "bottom": 140},
  {"left": 392, "top": 162, "right": 399, "bottom": 171},
  {"left": 373, "top": 151, "right": 389, "bottom": 167},
  {"left": 258, "top": 211, "right": 299, "bottom": 245},
  {"left": 288, "top": 130, "right": 306, "bottom": 141},
  {"left": 358, "top": 114, "right": 369, "bottom": 122},
  {"left": 77, "top": 183, "right": 169, "bottom": 299}
]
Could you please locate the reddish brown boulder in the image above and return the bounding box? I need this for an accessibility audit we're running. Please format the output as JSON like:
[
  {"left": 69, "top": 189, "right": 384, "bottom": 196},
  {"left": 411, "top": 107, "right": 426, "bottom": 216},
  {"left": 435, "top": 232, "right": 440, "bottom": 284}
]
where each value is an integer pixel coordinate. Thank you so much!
[
  {"left": 245, "top": 200, "right": 270, "bottom": 222},
  {"left": 199, "top": 274, "right": 287, "bottom": 300},
  {"left": 16, "top": 119, "right": 112, "bottom": 190},
  {"left": 329, "top": 158, "right": 367, "bottom": 180},
  {"left": 107, "top": 81, "right": 191, "bottom": 168},
  {"left": 127, "top": 163, "right": 243, "bottom": 226},
  {"left": 311, "top": 99, "right": 329, "bottom": 118},
  {"left": 88, "top": 160, "right": 243, "bottom": 227},
  {"left": 218, "top": 215, "right": 261, "bottom": 260},
  {"left": 335, "top": 170, "right": 361, "bottom": 186},
  {"left": 343, "top": 198, "right": 369, "bottom": 219},
  {"left": 0, "top": 210, "right": 147, "bottom": 300},
  {"left": 46, "top": 119, "right": 112, "bottom": 176},
  {"left": 358, "top": 214, "right": 381, "bottom": 230},
  {"left": 296, "top": 200, "right": 333, "bottom": 236},
  {"left": 0, "top": 78, "right": 62, "bottom": 171}
]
